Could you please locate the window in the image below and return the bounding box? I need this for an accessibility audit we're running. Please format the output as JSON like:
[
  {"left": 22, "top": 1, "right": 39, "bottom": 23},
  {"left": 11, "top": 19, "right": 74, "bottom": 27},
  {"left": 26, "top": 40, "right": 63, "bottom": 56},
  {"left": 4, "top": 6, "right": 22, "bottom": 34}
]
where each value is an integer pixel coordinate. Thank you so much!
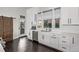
[
  {"left": 54, "top": 7, "right": 61, "bottom": 28},
  {"left": 55, "top": 18, "right": 60, "bottom": 28},
  {"left": 44, "top": 19, "right": 52, "bottom": 28}
]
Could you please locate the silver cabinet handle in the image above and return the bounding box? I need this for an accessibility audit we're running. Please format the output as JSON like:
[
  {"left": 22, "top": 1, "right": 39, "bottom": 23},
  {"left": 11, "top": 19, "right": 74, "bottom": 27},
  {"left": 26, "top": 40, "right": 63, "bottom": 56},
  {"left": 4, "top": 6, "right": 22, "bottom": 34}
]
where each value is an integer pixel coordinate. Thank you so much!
[
  {"left": 68, "top": 18, "right": 71, "bottom": 24},
  {"left": 62, "top": 41, "right": 67, "bottom": 43},
  {"left": 72, "top": 37, "right": 74, "bottom": 44},
  {"left": 68, "top": 18, "right": 70, "bottom": 24},
  {"left": 51, "top": 36, "right": 56, "bottom": 39},
  {"left": 70, "top": 18, "right": 71, "bottom": 24}
]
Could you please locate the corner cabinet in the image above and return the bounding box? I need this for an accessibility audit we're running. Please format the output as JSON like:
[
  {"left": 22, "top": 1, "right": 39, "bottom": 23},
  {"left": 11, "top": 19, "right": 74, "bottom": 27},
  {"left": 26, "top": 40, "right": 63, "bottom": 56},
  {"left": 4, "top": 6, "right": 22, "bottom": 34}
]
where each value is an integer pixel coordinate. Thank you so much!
[{"left": 59, "top": 33, "right": 79, "bottom": 52}]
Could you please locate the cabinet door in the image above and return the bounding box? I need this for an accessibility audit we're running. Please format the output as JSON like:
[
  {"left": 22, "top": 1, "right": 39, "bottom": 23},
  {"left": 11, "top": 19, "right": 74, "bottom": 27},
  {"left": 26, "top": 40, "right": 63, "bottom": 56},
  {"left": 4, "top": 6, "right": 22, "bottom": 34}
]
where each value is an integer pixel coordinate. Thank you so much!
[
  {"left": 59, "top": 34, "right": 73, "bottom": 51},
  {"left": 43, "top": 33, "right": 50, "bottom": 46},
  {"left": 73, "top": 34, "right": 79, "bottom": 45},
  {"left": 69, "top": 8, "right": 79, "bottom": 24},
  {"left": 50, "top": 34, "right": 59, "bottom": 49},
  {"left": 38, "top": 32, "right": 50, "bottom": 45},
  {"left": 61, "top": 8, "right": 70, "bottom": 24},
  {"left": 38, "top": 32, "right": 45, "bottom": 44},
  {"left": 70, "top": 34, "right": 79, "bottom": 52}
]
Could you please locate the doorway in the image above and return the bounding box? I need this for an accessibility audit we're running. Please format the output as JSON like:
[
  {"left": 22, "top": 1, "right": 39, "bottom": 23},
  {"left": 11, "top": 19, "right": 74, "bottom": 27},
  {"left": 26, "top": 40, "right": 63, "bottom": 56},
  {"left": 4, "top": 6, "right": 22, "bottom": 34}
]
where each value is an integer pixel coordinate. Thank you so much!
[
  {"left": 20, "top": 22, "right": 25, "bottom": 34},
  {"left": 19, "top": 15, "right": 26, "bottom": 37}
]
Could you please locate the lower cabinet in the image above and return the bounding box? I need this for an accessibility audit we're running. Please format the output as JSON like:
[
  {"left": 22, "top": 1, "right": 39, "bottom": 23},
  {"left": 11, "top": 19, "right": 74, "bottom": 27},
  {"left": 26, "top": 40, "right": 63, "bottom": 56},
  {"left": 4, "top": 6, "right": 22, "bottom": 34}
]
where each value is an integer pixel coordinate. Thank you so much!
[
  {"left": 49, "top": 33, "right": 59, "bottom": 49},
  {"left": 38, "top": 32, "right": 50, "bottom": 46},
  {"left": 59, "top": 34, "right": 73, "bottom": 51},
  {"left": 38, "top": 32, "right": 60, "bottom": 50},
  {"left": 70, "top": 34, "right": 79, "bottom": 52},
  {"left": 38, "top": 32, "right": 50, "bottom": 45},
  {"left": 38, "top": 32, "right": 45, "bottom": 44},
  {"left": 38, "top": 31, "right": 79, "bottom": 52}
]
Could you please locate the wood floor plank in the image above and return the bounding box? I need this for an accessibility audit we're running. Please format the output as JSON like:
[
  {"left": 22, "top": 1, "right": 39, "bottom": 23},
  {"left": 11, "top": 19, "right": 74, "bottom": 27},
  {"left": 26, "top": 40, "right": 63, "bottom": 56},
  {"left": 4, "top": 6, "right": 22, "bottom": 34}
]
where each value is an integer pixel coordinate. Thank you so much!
[{"left": 4, "top": 37, "right": 60, "bottom": 52}]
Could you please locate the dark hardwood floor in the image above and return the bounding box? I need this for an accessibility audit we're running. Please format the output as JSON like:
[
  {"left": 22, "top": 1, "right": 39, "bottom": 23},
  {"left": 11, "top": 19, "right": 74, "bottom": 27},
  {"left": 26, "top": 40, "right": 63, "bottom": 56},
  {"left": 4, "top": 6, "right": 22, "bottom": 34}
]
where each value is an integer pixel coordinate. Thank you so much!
[{"left": 4, "top": 37, "right": 60, "bottom": 52}]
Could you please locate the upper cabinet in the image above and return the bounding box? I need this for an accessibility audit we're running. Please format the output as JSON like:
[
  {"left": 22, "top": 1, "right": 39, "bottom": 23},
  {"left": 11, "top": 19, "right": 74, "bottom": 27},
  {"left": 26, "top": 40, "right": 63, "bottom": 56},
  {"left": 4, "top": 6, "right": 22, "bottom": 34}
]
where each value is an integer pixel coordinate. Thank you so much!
[
  {"left": 61, "top": 8, "right": 70, "bottom": 24},
  {"left": 61, "top": 7, "right": 79, "bottom": 25},
  {"left": 69, "top": 8, "right": 79, "bottom": 24}
]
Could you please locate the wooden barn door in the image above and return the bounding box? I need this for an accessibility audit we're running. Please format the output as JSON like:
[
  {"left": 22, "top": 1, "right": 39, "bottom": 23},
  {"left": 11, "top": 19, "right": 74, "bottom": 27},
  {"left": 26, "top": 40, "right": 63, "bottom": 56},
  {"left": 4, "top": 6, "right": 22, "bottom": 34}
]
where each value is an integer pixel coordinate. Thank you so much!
[
  {"left": 0, "top": 16, "right": 3, "bottom": 38},
  {"left": 3, "top": 17, "right": 13, "bottom": 42}
]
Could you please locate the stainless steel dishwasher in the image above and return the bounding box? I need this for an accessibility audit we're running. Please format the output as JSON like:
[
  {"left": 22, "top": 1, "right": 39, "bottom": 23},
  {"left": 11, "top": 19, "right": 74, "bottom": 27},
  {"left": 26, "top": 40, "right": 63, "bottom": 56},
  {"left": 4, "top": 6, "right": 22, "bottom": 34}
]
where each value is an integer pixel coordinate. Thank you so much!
[{"left": 32, "top": 31, "right": 38, "bottom": 42}]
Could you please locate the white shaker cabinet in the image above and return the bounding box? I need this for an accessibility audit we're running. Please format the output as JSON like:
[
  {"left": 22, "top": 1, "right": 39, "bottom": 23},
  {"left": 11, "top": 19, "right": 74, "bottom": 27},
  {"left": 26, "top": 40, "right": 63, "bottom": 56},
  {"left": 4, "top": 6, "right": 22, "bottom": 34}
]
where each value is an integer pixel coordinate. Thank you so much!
[
  {"left": 38, "top": 32, "right": 51, "bottom": 46},
  {"left": 61, "top": 7, "right": 79, "bottom": 25},
  {"left": 68, "top": 8, "right": 79, "bottom": 24},
  {"left": 70, "top": 34, "right": 79, "bottom": 52},
  {"left": 56, "top": 33, "right": 79, "bottom": 52},
  {"left": 59, "top": 33, "right": 74, "bottom": 51},
  {"left": 38, "top": 31, "right": 59, "bottom": 50},
  {"left": 61, "top": 8, "right": 70, "bottom": 24},
  {"left": 38, "top": 32, "right": 50, "bottom": 45},
  {"left": 38, "top": 31, "right": 46, "bottom": 44},
  {"left": 38, "top": 31, "right": 79, "bottom": 52},
  {"left": 49, "top": 33, "right": 59, "bottom": 49},
  {"left": 43, "top": 32, "right": 50, "bottom": 46}
]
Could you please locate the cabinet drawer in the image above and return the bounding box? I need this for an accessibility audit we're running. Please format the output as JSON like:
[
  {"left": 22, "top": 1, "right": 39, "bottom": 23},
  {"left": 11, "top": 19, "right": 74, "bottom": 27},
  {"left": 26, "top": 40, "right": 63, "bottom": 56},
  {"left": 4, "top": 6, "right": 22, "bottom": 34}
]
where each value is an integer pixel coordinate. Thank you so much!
[
  {"left": 60, "top": 39, "right": 72, "bottom": 45},
  {"left": 61, "top": 35, "right": 72, "bottom": 39},
  {"left": 61, "top": 33, "right": 73, "bottom": 39},
  {"left": 60, "top": 35, "right": 73, "bottom": 45},
  {"left": 59, "top": 44, "right": 70, "bottom": 51}
]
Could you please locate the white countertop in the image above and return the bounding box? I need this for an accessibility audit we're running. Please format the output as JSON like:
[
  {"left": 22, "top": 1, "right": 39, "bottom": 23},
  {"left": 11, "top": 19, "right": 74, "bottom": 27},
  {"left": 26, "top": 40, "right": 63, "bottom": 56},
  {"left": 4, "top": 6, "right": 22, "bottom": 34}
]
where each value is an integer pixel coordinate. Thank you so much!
[{"left": 0, "top": 43, "right": 5, "bottom": 52}]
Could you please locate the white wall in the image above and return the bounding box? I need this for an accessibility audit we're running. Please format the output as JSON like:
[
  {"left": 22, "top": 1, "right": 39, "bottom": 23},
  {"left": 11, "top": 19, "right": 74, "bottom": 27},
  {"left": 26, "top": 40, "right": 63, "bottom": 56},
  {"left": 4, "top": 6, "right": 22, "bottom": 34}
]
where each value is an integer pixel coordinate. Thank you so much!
[
  {"left": 25, "top": 7, "right": 39, "bottom": 36},
  {"left": 0, "top": 7, "right": 26, "bottom": 39}
]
